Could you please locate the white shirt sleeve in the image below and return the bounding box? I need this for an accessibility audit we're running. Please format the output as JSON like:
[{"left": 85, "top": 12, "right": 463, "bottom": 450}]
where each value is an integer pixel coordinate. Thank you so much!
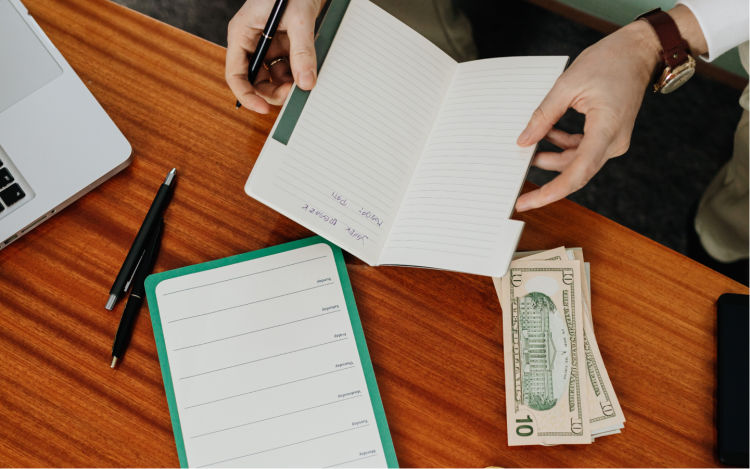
[{"left": 677, "top": 0, "right": 749, "bottom": 61}]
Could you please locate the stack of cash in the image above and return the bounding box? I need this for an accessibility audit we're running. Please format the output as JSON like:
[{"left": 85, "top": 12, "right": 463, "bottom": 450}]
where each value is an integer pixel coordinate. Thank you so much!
[{"left": 493, "top": 247, "right": 625, "bottom": 445}]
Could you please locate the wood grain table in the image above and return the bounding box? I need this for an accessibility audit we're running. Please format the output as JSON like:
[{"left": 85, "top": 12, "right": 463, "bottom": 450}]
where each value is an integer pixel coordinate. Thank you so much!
[{"left": 0, "top": 0, "right": 746, "bottom": 466}]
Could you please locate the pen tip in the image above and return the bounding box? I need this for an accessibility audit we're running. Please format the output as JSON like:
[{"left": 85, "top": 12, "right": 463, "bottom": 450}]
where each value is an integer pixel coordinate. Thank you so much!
[
  {"left": 165, "top": 168, "right": 177, "bottom": 185},
  {"left": 235, "top": 101, "right": 242, "bottom": 109},
  {"left": 110, "top": 356, "right": 118, "bottom": 368},
  {"left": 105, "top": 294, "right": 117, "bottom": 311}
]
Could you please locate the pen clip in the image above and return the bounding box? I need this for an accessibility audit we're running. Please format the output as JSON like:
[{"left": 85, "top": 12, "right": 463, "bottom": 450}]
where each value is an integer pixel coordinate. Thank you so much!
[
  {"left": 123, "top": 219, "right": 163, "bottom": 294},
  {"left": 123, "top": 248, "right": 145, "bottom": 294}
]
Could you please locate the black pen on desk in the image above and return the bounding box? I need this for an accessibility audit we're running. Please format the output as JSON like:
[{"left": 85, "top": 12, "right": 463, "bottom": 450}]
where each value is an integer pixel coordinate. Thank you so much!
[
  {"left": 235, "top": 0, "right": 289, "bottom": 109},
  {"left": 105, "top": 168, "right": 176, "bottom": 310},
  {"left": 111, "top": 219, "right": 163, "bottom": 368}
]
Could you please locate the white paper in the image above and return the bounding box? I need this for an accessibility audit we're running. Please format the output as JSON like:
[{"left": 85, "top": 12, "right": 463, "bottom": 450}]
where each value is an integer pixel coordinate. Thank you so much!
[
  {"left": 247, "top": 0, "right": 456, "bottom": 264},
  {"left": 152, "top": 243, "right": 388, "bottom": 467},
  {"left": 247, "top": 0, "right": 567, "bottom": 277},
  {"left": 381, "top": 56, "right": 567, "bottom": 275}
]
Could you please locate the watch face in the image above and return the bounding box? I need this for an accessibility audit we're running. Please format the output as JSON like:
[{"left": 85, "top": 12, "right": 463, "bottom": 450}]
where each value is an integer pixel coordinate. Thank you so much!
[{"left": 659, "top": 57, "right": 696, "bottom": 94}]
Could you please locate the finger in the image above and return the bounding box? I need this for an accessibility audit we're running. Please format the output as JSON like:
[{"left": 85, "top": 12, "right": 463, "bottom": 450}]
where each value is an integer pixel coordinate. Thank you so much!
[
  {"left": 266, "top": 31, "right": 290, "bottom": 57},
  {"left": 225, "top": 29, "right": 270, "bottom": 113},
  {"left": 544, "top": 128, "right": 583, "bottom": 150},
  {"left": 254, "top": 81, "right": 294, "bottom": 106},
  {"left": 531, "top": 150, "right": 577, "bottom": 172},
  {"left": 517, "top": 78, "right": 573, "bottom": 147},
  {"left": 261, "top": 34, "right": 293, "bottom": 85},
  {"left": 283, "top": 3, "right": 318, "bottom": 90},
  {"left": 268, "top": 58, "right": 293, "bottom": 85},
  {"left": 516, "top": 126, "right": 610, "bottom": 211}
]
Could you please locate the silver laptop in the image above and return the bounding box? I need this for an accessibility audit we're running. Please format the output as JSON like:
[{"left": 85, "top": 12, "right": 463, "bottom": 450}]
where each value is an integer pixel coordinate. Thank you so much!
[{"left": 0, "top": 0, "right": 131, "bottom": 249}]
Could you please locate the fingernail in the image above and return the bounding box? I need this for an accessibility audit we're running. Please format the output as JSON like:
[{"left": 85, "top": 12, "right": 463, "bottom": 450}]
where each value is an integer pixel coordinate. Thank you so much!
[
  {"left": 515, "top": 199, "right": 529, "bottom": 212},
  {"left": 298, "top": 70, "right": 315, "bottom": 89},
  {"left": 517, "top": 127, "right": 531, "bottom": 146}
]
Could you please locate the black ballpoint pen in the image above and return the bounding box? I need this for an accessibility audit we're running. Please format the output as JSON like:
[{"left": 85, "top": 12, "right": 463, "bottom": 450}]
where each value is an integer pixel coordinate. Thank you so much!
[
  {"left": 235, "top": 0, "right": 288, "bottom": 109},
  {"left": 110, "top": 219, "right": 163, "bottom": 368},
  {"left": 106, "top": 168, "right": 176, "bottom": 310}
]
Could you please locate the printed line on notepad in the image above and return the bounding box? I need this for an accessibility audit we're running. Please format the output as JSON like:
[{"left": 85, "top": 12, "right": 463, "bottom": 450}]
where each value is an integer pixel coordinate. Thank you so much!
[
  {"left": 281, "top": 155, "right": 396, "bottom": 213},
  {"left": 191, "top": 395, "right": 363, "bottom": 439},
  {"left": 198, "top": 424, "right": 370, "bottom": 467},
  {"left": 385, "top": 245, "right": 485, "bottom": 258},
  {"left": 325, "top": 453, "right": 378, "bottom": 468},
  {"left": 180, "top": 338, "right": 349, "bottom": 380},
  {"left": 185, "top": 366, "right": 355, "bottom": 409},
  {"left": 386, "top": 239, "right": 485, "bottom": 251},
  {"left": 161, "top": 255, "right": 328, "bottom": 296},
  {"left": 393, "top": 222, "right": 501, "bottom": 236},
  {"left": 274, "top": 177, "right": 382, "bottom": 240},
  {"left": 397, "top": 216, "right": 505, "bottom": 229},
  {"left": 280, "top": 158, "right": 394, "bottom": 217},
  {"left": 392, "top": 230, "right": 494, "bottom": 245},
  {"left": 167, "top": 282, "right": 335, "bottom": 323},
  {"left": 173, "top": 310, "right": 340, "bottom": 352},
  {"left": 298, "top": 118, "right": 410, "bottom": 180}
]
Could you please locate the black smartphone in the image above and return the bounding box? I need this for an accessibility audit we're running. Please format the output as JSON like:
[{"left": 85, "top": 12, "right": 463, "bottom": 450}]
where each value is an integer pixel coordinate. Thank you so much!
[{"left": 717, "top": 293, "right": 749, "bottom": 467}]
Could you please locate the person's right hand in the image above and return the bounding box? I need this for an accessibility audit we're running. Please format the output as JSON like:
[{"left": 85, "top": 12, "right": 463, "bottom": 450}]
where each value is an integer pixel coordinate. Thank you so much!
[
  {"left": 226, "top": 0, "right": 326, "bottom": 113},
  {"left": 514, "top": 5, "right": 708, "bottom": 212}
]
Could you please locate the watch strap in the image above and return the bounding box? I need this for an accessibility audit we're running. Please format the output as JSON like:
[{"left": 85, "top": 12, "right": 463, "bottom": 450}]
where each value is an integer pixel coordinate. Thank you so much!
[{"left": 637, "top": 8, "right": 690, "bottom": 69}]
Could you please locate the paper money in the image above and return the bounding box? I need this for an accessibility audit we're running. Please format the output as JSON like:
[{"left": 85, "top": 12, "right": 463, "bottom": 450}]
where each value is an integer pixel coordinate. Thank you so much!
[
  {"left": 495, "top": 247, "right": 624, "bottom": 446},
  {"left": 564, "top": 249, "right": 625, "bottom": 438},
  {"left": 498, "top": 259, "right": 590, "bottom": 445}
]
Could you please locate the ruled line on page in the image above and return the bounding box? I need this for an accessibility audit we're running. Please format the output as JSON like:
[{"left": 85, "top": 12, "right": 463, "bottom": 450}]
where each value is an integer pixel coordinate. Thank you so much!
[
  {"left": 162, "top": 255, "right": 329, "bottom": 296},
  {"left": 279, "top": 163, "right": 394, "bottom": 217},
  {"left": 396, "top": 217, "right": 508, "bottom": 229},
  {"left": 393, "top": 221, "right": 502, "bottom": 235},
  {"left": 179, "top": 338, "right": 349, "bottom": 380},
  {"left": 274, "top": 176, "right": 382, "bottom": 240},
  {"left": 185, "top": 366, "right": 356, "bottom": 409},
  {"left": 271, "top": 0, "right": 458, "bottom": 265},
  {"left": 191, "top": 395, "right": 363, "bottom": 439},
  {"left": 383, "top": 57, "right": 565, "bottom": 267},
  {"left": 324, "top": 453, "right": 378, "bottom": 468},
  {"left": 167, "top": 282, "right": 335, "bottom": 324},
  {"left": 155, "top": 239, "right": 388, "bottom": 466},
  {"left": 197, "top": 424, "right": 370, "bottom": 467},
  {"left": 173, "top": 310, "right": 340, "bottom": 352},
  {"left": 280, "top": 142, "right": 399, "bottom": 211}
]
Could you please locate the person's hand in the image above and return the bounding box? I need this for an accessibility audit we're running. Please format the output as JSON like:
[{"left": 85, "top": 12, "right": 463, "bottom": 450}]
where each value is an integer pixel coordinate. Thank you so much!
[
  {"left": 514, "top": 20, "right": 664, "bottom": 212},
  {"left": 226, "top": 0, "right": 326, "bottom": 113}
]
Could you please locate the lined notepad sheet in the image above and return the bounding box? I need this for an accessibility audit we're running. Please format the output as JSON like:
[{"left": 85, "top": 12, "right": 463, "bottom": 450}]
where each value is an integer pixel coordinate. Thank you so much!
[
  {"left": 247, "top": 0, "right": 567, "bottom": 276},
  {"left": 147, "top": 241, "right": 394, "bottom": 467}
]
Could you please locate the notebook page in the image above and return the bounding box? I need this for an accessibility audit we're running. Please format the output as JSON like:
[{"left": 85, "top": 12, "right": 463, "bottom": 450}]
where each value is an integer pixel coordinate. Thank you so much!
[
  {"left": 381, "top": 56, "right": 567, "bottom": 275},
  {"left": 247, "top": 0, "right": 456, "bottom": 265},
  {"left": 152, "top": 243, "right": 388, "bottom": 467}
]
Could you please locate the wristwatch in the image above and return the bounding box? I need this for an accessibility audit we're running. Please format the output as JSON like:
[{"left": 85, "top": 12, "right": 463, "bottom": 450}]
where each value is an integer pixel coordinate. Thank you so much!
[{"left": 637, "top": 8, "right": 696, "bottom": 94}]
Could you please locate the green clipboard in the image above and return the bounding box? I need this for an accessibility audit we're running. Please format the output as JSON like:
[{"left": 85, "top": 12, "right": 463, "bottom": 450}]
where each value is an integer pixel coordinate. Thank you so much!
[{"left": 145, "top": 236, "right": 398, "bottom": 467}]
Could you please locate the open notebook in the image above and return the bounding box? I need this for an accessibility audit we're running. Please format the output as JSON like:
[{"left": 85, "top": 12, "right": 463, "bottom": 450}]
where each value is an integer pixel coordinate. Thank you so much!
[
  {"left": 246, "top": 0, "right": 567, "bottom": 277},
  {"left": 145, "top": 238, "right": 397, "bottom": 467}
]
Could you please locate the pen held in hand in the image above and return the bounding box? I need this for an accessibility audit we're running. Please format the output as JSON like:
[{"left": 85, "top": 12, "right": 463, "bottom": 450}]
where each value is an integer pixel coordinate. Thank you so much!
[{"left": 235, "top": 0, "right": 289, "bottom": 109}]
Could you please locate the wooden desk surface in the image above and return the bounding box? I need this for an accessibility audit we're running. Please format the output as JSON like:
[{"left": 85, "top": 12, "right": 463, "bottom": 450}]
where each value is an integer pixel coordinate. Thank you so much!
[{"left": 1, "top": 0, "right": 746, "bottom": 466}]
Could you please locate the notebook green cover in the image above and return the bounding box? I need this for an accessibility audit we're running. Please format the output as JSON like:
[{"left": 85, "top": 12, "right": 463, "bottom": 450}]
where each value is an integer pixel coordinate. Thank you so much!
[
  {"left": 145, "top": 236, "right": 398, "bottom": 467},
  {"left": 272, "top": 0, "right": 350, "bottom": 144}
]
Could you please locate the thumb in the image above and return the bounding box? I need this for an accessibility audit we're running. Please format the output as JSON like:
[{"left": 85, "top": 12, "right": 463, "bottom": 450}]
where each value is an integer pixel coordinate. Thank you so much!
[
  {"left": 285, "top": 4, "right": 318, "bottom": 90},
  {"left": 517, "top": 79, "right": 572, "bottom": 147}
]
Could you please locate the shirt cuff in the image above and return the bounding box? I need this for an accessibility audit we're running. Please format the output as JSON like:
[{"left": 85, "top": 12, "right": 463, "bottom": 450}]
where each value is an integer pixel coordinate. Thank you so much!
[{"left": 677, "top": 0, "right": 749, "bottom": 61}]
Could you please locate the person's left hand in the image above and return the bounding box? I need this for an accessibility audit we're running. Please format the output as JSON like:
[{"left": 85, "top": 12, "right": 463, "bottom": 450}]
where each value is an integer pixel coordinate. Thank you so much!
[{"left": 514, "top": 19, "right": 662, "bottom": 212}]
